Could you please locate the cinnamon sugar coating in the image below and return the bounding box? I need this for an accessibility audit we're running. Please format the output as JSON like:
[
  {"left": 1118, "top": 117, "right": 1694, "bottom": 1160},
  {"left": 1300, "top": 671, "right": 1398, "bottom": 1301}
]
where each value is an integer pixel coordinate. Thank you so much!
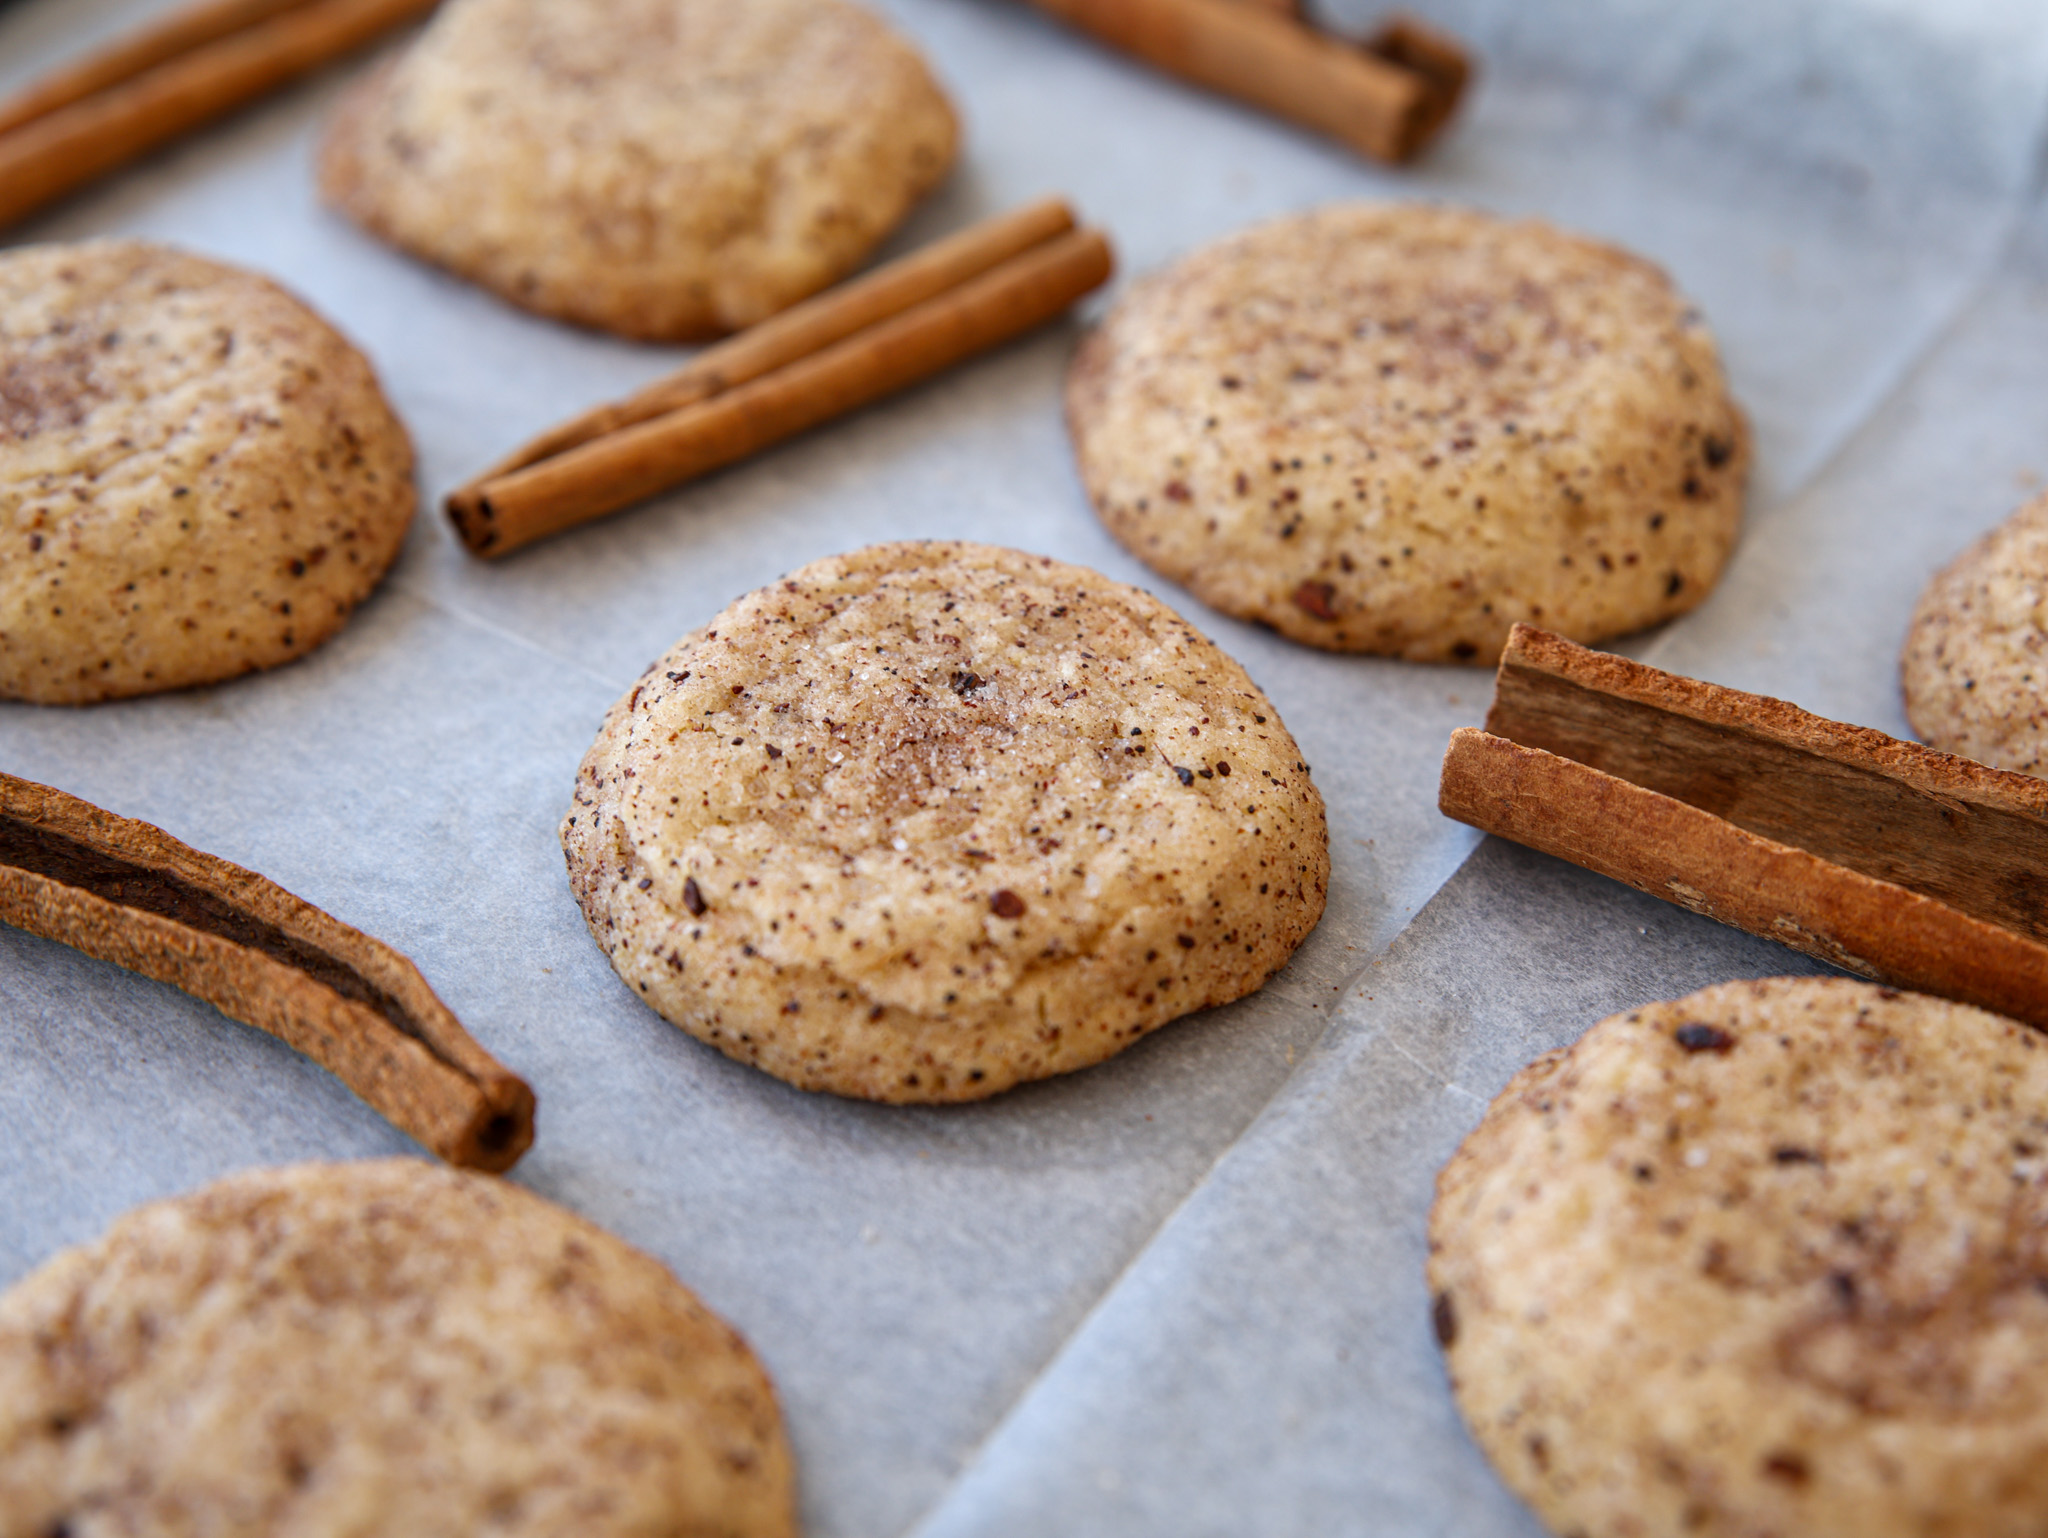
[
  {"left": 562, "top": 542, "right": 1328, "bottom": 1102},
  {"left": 1067, "top": 203, "right": 1749, "bottom": 661},
  {"left": 319, "top": 0, "right": 958, "bottom": 341},
  {"left": 0, "top": 241, "right": 413, "bottom": 704},
  {"left": 1903, "top": 492, "right": 2048, "bottom": 775},
  {"left": 1431, "top": 977, "right": 2048, "bottom": 1538},
  {"left": 0, "top": 1160, "right": 796, "bottom": 1537}
]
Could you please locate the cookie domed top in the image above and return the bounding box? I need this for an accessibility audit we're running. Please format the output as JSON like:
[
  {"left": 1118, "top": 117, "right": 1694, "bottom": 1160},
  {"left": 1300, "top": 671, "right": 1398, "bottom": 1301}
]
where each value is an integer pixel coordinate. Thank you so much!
[
  {"left": 1903, "top": 492, "right": 2048, "bottom": 775},
  {"left": 0, "top": 240, "right": 413, "bottom": 704},
  {"left": 1431, "top": 977, "right": 2048, "bottom": 1538},
  {"left": 320, "top": 0, "right": 959, "bottom": 340},
  {"left": 0, "top": 1160, "right": 795, "bottom": 1536},
  {"left": 563, "top": 542, "right": 1328, "bottom": 1101},
  {"left": 1068, "top": 203, "right": 1748, "bottom": 660}
]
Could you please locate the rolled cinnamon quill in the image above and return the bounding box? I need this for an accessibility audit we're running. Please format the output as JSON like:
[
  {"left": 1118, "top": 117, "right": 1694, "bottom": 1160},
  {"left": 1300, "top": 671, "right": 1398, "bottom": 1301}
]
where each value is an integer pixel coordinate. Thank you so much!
[
  {"left": 449, "top": 213, "right": 1114, "bottom": 557},
  {"left": 0, "top": 0, "right": 439, "bottom": 232},
  {"left": 0, "top": 772, "right": 533, "bottom": 1171},
  {"left": 0, "top": 0, "right": 319, "bottom": 137},
  {"left": 1440, "top": 625, "right": 2048, "bottom": 1030},
  {"left": 466, "top": 196, "right": 1082, "bottom": 488},
  {"left": 1020, "top": 0, "right": 1470, "bottom": 164}
]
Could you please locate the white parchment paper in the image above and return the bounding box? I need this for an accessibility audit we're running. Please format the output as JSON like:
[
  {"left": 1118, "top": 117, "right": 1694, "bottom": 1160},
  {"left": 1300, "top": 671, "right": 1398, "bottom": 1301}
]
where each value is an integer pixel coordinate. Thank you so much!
[{"left": 4, "top": 0, "right": 2048, "bottom": 1533}]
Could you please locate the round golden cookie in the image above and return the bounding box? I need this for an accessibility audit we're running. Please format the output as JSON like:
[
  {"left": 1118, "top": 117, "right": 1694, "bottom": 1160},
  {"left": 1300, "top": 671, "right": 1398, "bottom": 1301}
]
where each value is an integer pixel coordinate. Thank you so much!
[
  {"left": 1901, "top": 493, "right": 2048, "bottom": 774},
  {"left": 1066, "top": 203, "right": 1750, "bottom": 661},
  {"left": 0, "top": 1159, "right": 795, "bottom": 1537},
  {"left": 1428, "top": 977, "right": 2048, "bottom": 1538},
  {"left": 562, "top": 541, "right": 1329, "bottom": 1102},
  {"left": 319, "top": 0, "right": 958, "bottom": 341},
  {"left": 0, "top": 241, "right": 414, "bottom": 705}
]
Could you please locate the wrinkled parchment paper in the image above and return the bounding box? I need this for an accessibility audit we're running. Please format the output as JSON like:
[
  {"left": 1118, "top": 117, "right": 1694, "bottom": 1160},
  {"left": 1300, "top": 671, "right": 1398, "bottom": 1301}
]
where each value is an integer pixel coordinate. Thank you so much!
[{"left": 5, "top": 0, "right": 2048, "bottom": 1531}]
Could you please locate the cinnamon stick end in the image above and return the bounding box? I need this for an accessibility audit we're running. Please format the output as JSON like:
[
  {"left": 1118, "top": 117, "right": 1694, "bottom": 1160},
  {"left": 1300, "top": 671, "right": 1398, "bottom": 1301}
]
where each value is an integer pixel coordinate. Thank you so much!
[
  {"left": 1075, "top": 227, "right": 1117, "bottom": 292},
  {"left": 444, "top": 486, "right": 505, "bottom": 558},
  {"left": 1438, "top": 727, "right": 1502, "bottom": 825},
  {"left": 1362, "top": 13, "right": 1475, "bottom": 158},
  {"left": 447, "top": 1071, "right": 536, "bottom": 1173}
]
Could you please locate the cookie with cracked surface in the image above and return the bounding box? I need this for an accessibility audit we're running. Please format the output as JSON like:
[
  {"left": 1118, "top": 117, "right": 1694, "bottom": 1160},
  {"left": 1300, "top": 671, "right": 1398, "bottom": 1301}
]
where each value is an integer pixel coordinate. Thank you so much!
[
  {"left": 1066, "top": 203, "right": 1749, "bottom": 661},
  {"left": 0, "top": 240, "right": 413, "bottom": 705},
  {"left": 0, "top": 1159, "right": 796, "bottom": 1537},
  {"left": 562, "top": 541, "right": 1328, "bottom": 1102},
  {"left": 1902, "top": 493, "right": 2048, "bottom": 775},
  {"left": 319, "top": 0, "right": 958, "bottom": 341},
  {"left": 1428, "top": 976, "right": 2048, "bottom": 1538}
]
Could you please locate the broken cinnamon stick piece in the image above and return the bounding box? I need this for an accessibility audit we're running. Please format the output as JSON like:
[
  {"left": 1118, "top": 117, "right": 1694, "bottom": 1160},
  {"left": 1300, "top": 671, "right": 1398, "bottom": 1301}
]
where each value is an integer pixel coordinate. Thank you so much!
[
  {"left": 1019, "top": 0, "right": 1469, "bottom": 164},
  {"left": 1439, "top": 624, "right": 2048, "bottom": 1029},
  {"left": 449, "top": 224, "right": 1114, "bottom": 557},
  {"left": 458, "top": 196, "right": 1079, "bottom": 492},
  {"left": 0, "top": 772, "right": 534, "bottom": 1171},
  {"left": 0, "top": 0, "right": 439, "bottom": 232}
]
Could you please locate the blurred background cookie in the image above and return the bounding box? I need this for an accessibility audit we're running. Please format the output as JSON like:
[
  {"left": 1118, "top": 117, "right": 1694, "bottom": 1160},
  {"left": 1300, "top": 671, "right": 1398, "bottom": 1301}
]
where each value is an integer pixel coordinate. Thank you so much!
[
  {"left": 0, "top": 240, "right": 413, "bottom": 705},
  {"left": 562, "top": 541, "right": 1328, "bottom": 1102},
  {"left": 1430, "top": 976, "right": 2048, "bottom": 1538},
  {"left": 1067, "top": 203, "right": 1748, "bottom": 661},
  {"left": 1902, "top": 492, "right": 2048, "bottom": 774},
  {"left": 0, "top": 1159, "right": 795, "bottom": 1537},
  {"left": 320, "top": 0, "right": 959, "bottom": 341}
]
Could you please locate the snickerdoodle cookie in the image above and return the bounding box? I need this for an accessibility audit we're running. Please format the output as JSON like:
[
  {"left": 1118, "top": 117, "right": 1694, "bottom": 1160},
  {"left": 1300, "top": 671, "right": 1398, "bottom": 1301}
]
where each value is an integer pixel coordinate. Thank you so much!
[
  {"left": 1429, "top": 977, "right": 2048, "bottom": 1538},
  {"left": 1902, "top": 493, "right": 2048, "bottom": 774},
  {"left": 0, "top": 241, "right": 413, "bottom": 705},
  {"left": 0, "top": 1159, "right": 795, "bottom": 1537},
  {"left": 562, "top": 542, "right": 1328, "bottom": 1102},
  {"left": 320, "top": 0, "right": 958, "bottom": 340},
  {"left": 1067, "top": 203, "right": 1749, "bottom": 661}
]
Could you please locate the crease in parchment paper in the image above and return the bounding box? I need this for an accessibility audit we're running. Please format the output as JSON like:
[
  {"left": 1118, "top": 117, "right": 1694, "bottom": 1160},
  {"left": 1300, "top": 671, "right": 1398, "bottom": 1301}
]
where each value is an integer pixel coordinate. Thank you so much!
[
  {"left": 905, "top": 842, "right": 1845, "bottom": 1538},
  {"left": 381, "top": 575, "right": 626, "bottom": 694}
]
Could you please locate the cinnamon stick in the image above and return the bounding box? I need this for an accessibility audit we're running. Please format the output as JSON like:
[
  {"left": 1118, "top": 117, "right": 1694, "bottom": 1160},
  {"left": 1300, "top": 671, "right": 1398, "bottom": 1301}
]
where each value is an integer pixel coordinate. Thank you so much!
[
  {"left": 450, "top": 224, "right": 1115, "bottom": 557},
  {"left": 1361, "top": 15, "right": 1473, "bottom": 149},
  {"left": 0, "top": 0, "right": 439, "bottom": 232},
  {"left": 1438, "top": 624, "right": 2048, "bottom": 1028},
  {"left": 0, "top": 0, "right": 322, "bottom": 137},
  {"left": 0, "top": 772, "right": 533, "bottom": 1171},
  {"left": 460, "top": 197, "right": 1080, "bottom": 492},
  {"left": 1019, "top": 0, "right": 1469, "bottom": 164}
]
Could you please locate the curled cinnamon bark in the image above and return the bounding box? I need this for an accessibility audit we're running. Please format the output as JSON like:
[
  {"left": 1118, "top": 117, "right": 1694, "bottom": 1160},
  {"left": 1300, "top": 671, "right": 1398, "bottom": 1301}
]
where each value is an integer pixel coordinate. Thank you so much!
[
  {"left": 0, "top": 772, "right": 534, "bottom": 1171},
  {"left": 448, "top": 220, "right": 1114, "bottom": 557},
  {"left": 0, "top": 0, "right": 440, "bottom": 232},
  {"left": 0, "top": 0, "right": 322, "bottom": 137},
  {"left": 1439, "top": 625, "right": 2048, "bottom": 1028},
  {"left": 1019, "top": 0, "right": 1471, "bottom": 164},
  {"left": 457, "top": 196, "right": 1082, "bottom": 493}
]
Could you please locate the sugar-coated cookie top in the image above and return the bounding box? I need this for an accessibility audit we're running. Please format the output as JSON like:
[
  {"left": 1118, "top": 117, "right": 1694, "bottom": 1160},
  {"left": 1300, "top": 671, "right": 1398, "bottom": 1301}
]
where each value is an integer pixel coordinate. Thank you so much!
[
  {"left": 1903, "top": 492, "right": 2048, "bottom": 776},
  {"left": 1430, "top": 976, "right": 2048, "bottom": 1538},
  {"left": 320, "top": 0, "right": 958, "bottom": 340},
  {"left": 1069, "top": 203, "right": 1747, "bottom": 660},
  {"left": 564, "top": 542, "right": 1328, "bottom": 1101},
  {"left": 0, "top": 1159, "right": 795, "bottom": 1536},
  {"left": 0, "top": 240, "right": 413, "bottom": 703}
]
